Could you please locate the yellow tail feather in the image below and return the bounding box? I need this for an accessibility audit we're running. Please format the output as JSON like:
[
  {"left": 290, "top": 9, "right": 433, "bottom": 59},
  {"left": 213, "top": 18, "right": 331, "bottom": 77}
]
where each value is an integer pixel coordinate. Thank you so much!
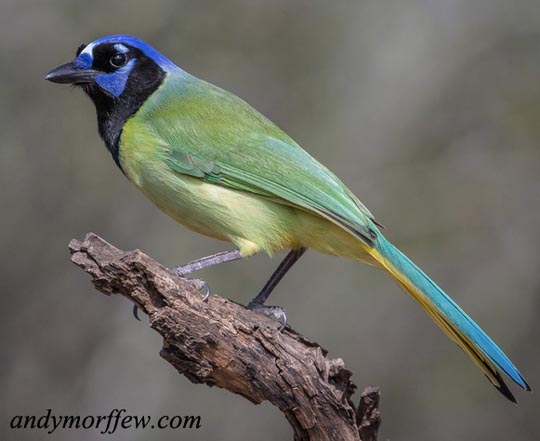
[{"left": 369, "top": 248, "right": 506, "bottom": 392}]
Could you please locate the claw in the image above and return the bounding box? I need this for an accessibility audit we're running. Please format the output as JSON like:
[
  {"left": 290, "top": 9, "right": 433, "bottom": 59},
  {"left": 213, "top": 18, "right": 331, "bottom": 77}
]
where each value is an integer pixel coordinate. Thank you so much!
[
  {"left": 248, "top": 302, "right": 287, "bottom": 332},
  {"left": 132, "top": 304, "right": 141, "bottom": 321},
  {"left": 201, "top": 284, "right": 210, "bottom": 302},
  {"left": 198, "top": 281, "right": 210, "bottom": 302},
  {"left": 186, "top": 278, "right": 211, "bottom": 302}
]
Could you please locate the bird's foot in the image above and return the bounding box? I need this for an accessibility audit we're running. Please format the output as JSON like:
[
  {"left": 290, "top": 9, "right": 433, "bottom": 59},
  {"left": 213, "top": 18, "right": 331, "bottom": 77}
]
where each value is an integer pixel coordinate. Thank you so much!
[
  {"left": 171, "top": 266, "right": 211, "bottom": 301},
  {"left": 185, "top": 278, "right": 211, "bottom": 302},
  {"left": 248, "top": 301, "right": 287, "bottom": 331},
  {"left": 132, "top": 304, "right": 142, "bottom": 321}
]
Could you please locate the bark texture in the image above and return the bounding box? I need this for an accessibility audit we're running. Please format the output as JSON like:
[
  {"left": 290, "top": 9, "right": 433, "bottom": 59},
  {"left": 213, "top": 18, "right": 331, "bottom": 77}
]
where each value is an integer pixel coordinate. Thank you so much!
[{"left": 69, "top": 233, "right": 381, "bottom": 441}]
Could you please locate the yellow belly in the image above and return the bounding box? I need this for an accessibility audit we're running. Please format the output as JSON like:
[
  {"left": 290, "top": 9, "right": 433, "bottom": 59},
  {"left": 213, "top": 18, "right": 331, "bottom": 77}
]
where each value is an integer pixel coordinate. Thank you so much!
[{"left": 119, "top": 128, "right": 373, "bottom": 262}]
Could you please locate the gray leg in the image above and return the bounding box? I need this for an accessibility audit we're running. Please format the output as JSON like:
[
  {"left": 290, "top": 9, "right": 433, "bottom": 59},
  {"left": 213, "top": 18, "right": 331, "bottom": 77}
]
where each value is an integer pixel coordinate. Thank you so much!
[
  {"left": 172, "top": 249, "right": 243, "bottom": 275},
  {"left": 171, "top": 249, "right": 244, "bottom": 302}
]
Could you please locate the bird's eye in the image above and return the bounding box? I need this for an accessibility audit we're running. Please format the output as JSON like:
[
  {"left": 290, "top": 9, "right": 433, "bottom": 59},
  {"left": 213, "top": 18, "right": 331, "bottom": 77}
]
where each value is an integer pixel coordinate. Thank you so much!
[{"left": 110, "top": 52, "right": 127, "bottom": 68}]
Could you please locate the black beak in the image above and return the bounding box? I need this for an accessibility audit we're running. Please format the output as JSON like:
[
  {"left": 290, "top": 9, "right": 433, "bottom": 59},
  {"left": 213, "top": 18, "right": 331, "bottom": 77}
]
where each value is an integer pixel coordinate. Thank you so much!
[{"left": 45, "top": 61, "right": 98, "bottom": 84}]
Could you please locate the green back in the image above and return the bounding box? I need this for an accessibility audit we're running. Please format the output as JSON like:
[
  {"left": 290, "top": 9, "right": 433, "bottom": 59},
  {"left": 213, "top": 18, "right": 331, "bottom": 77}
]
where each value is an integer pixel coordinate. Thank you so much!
[{"left": 135, "top": 72, "right": 379, "bottom": 246}]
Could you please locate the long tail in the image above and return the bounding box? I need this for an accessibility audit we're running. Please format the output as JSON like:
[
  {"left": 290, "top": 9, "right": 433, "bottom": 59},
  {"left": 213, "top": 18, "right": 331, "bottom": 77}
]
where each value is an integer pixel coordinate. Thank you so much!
[{"left": 369, "top": 234, "right": 530, "bottom": 402}]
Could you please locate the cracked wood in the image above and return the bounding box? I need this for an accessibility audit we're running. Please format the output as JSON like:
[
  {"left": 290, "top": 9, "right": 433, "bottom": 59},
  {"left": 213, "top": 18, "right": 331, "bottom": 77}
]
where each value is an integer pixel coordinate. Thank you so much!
[{"left": 69, "top": 233, "right": 381, "bottom": 441}]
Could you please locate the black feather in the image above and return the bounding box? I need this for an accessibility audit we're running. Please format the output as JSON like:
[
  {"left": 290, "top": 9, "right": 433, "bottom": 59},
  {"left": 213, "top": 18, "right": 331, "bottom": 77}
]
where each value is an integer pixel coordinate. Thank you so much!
[{"left": 75, "top": 43, "right": 165, "bottom": 171}]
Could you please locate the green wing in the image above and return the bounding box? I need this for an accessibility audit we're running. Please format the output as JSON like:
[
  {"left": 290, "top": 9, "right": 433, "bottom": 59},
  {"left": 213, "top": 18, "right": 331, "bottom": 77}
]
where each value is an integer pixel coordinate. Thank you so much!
[{"left": 141, "top": 73, "right": 379, "bottom": 246}]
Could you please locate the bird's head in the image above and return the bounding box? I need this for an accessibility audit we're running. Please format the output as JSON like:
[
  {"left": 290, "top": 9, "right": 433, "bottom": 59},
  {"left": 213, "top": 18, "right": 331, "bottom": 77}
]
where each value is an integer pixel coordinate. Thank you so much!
[
  {"left": 46, "top": 35, "right": 183, "bottom": 167},
  {"left": 45, "top": 35, "right": 178, "bottom": 102}
]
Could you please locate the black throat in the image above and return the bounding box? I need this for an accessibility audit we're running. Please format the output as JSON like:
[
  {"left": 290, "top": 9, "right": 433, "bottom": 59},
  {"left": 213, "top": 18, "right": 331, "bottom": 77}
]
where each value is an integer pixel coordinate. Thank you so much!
[{"left": 80, "top": 55, "right": 165, "bottom": 171}]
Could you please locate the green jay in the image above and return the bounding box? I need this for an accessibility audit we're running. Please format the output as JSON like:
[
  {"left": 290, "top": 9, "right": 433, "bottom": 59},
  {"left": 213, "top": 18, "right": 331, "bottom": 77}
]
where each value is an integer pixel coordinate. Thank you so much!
[{"left": 46, "top": 35, "right": 530, "bottom": 402}]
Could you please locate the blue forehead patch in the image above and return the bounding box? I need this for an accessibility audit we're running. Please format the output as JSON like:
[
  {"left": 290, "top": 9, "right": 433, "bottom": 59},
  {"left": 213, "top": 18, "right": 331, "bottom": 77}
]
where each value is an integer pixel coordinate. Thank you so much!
[
  {"left": 95, "top": 59, "right": 136, "bottom": 98},
  {"left": 74, "top": 52, "right": 92, "bottom": 69}
]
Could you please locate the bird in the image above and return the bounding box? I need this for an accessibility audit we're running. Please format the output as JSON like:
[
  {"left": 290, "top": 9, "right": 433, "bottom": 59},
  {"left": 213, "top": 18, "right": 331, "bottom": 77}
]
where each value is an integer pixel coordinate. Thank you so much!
[{"left": 46, "top": 34, "right": 530, "bottom": 402}]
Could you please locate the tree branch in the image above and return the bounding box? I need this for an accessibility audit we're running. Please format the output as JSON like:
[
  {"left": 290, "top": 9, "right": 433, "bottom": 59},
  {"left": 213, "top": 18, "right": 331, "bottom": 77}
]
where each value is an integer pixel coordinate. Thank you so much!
[{"left": 69, "top": 233, "right": 381, "bottom": 441}]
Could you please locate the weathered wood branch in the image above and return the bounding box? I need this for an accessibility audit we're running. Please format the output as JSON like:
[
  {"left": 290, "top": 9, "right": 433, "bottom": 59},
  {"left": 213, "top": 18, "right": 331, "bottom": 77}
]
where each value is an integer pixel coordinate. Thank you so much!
[{"left": 69, "top": 233, "right": 381, "bottom": 441}]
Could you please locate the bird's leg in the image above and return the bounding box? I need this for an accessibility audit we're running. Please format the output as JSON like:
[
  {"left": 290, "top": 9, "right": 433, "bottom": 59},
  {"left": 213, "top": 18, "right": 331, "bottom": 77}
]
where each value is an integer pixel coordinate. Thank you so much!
[
  {"left": 248, "top": 247, "right": 307, "bottom": 330},
  {"left": 169, "top": 249, "right": 242, "bottom": 298},
  {"left": 171, "top": 249, "right": 244, "bottom": 301},
  {"left": 132, "top": 249, "right": 244, "bottom": 319},
  {"left": 171, "top": 249, "right": 244, "bottom": 275},
  {"left": 249, "top": 248, "right": 307, "bottom": 305}
]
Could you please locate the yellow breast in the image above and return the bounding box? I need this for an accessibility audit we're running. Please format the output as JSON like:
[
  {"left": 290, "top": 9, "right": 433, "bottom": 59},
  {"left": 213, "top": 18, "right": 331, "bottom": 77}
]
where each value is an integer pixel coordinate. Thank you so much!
[{"left": 118, "top": 118, "right": 372, "bottom": 263}]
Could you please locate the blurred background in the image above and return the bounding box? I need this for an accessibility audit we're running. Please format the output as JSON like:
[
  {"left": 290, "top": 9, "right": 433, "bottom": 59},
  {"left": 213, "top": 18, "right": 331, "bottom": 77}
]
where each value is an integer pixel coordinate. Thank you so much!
[{"left": 1, "top": 0, "right": 539, "bottom": 440}]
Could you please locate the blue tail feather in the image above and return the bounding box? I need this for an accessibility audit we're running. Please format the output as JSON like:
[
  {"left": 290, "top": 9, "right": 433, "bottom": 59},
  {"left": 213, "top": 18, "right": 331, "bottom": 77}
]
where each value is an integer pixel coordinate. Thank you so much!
[{"left": 373, "top": 235, "right": 530, "bottom": 396}]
